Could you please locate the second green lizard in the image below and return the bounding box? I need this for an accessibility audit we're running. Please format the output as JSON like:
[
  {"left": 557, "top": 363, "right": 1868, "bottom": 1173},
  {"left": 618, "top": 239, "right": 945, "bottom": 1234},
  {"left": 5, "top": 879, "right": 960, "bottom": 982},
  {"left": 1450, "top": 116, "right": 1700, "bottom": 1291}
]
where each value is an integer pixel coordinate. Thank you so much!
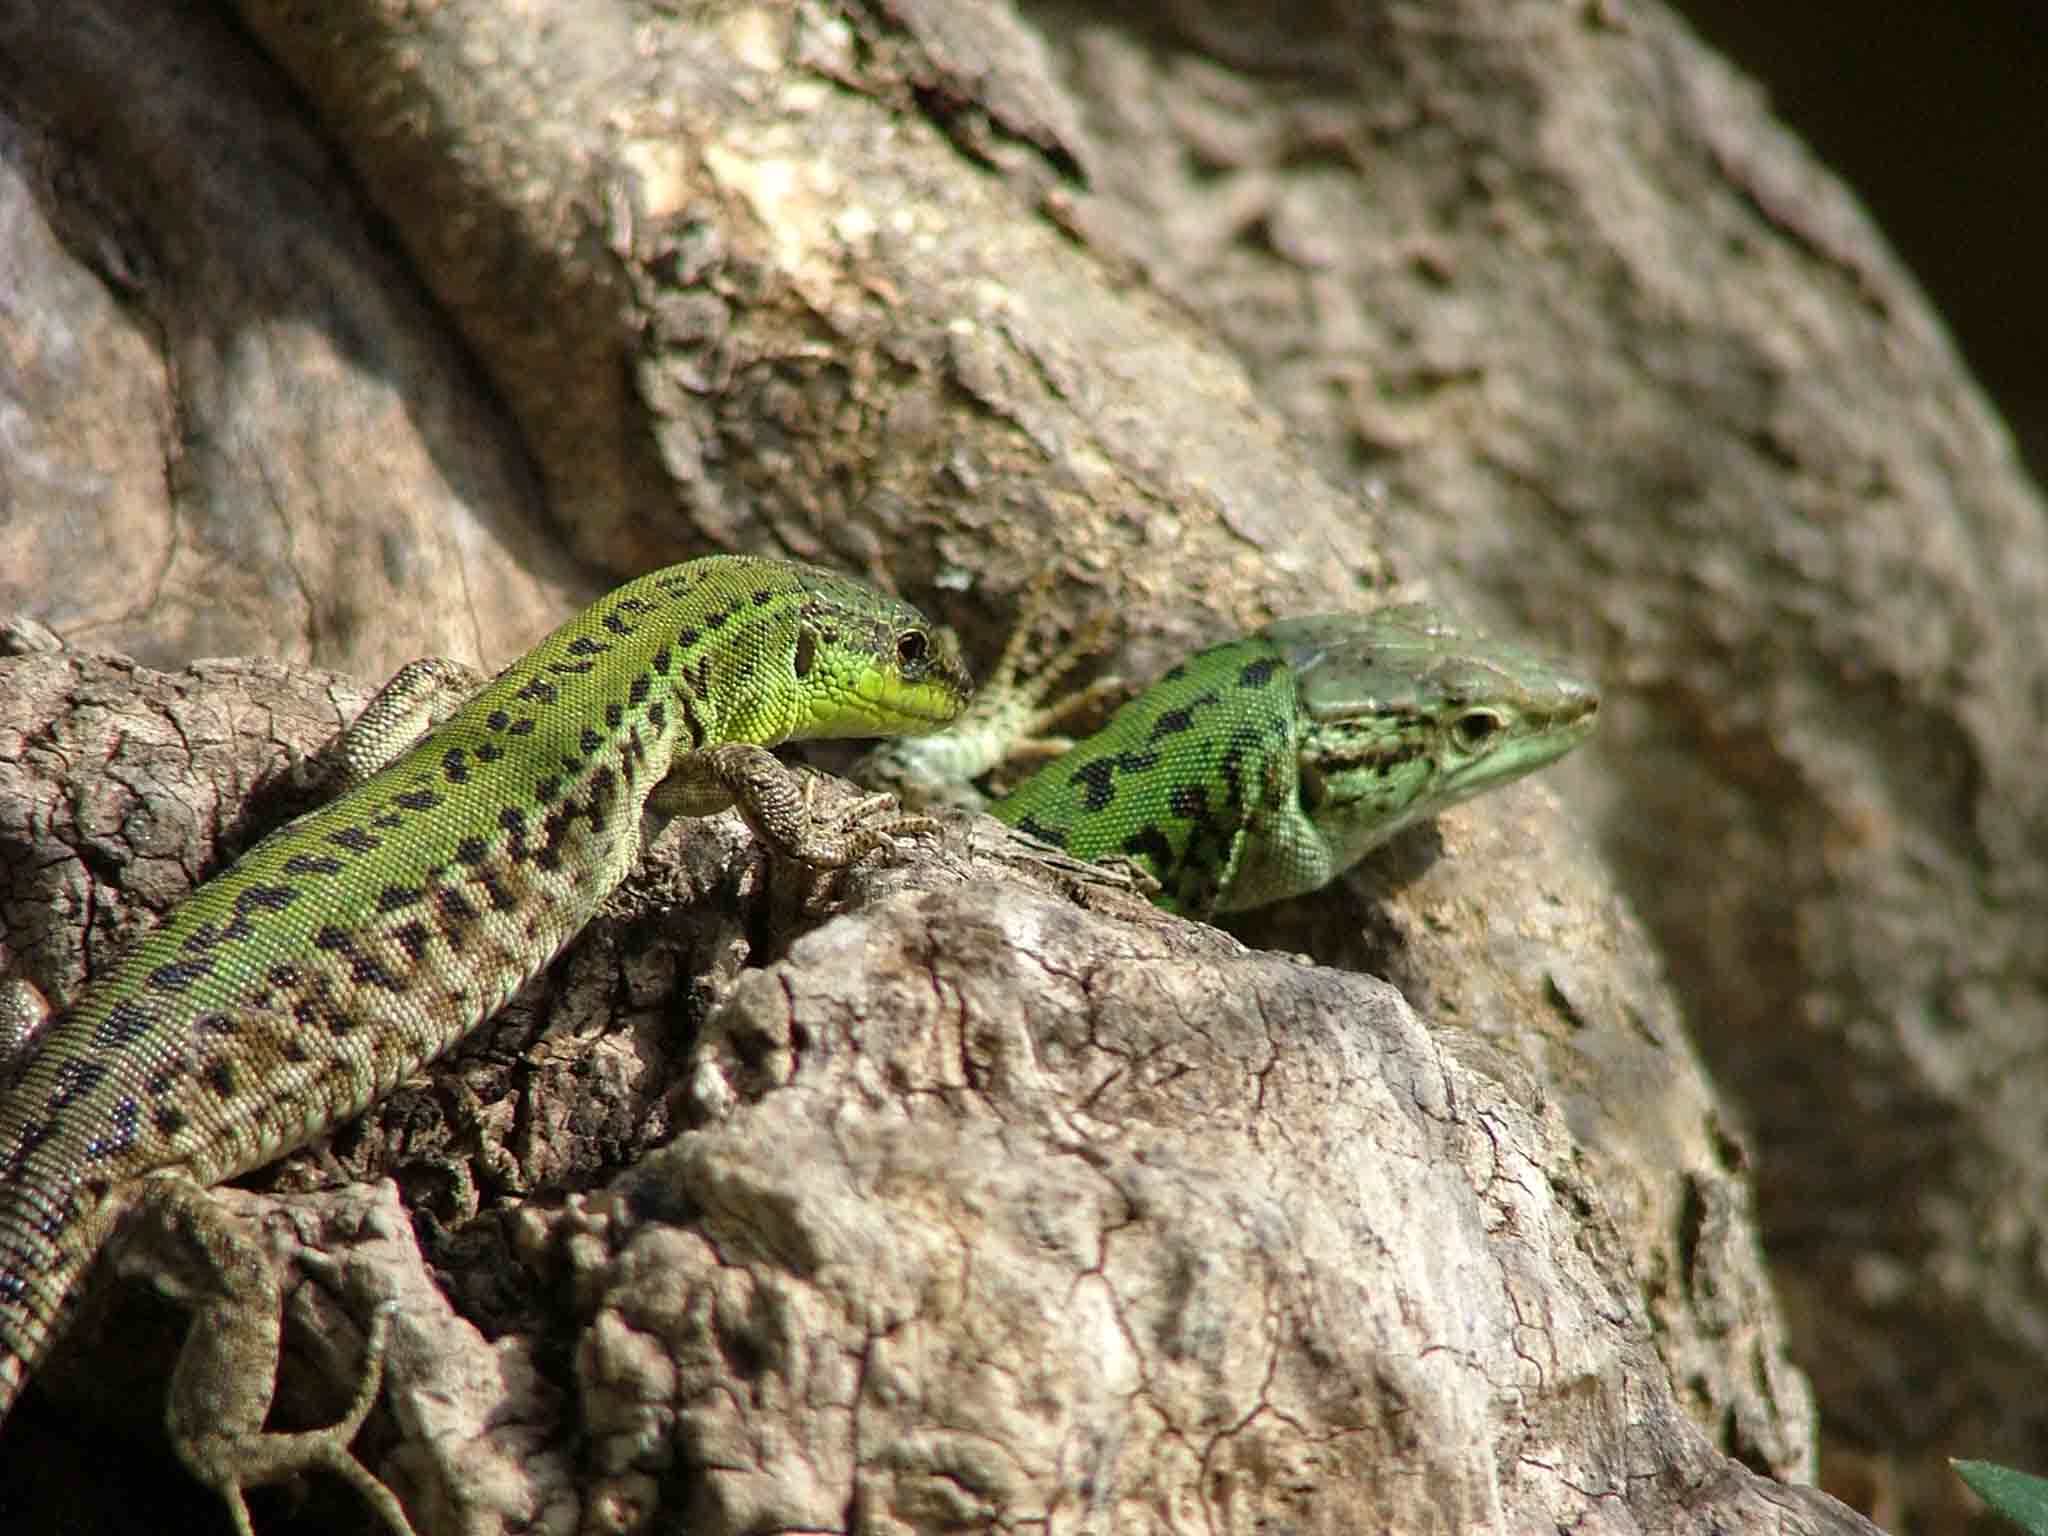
[{"left": 863, "top": 600, "right": 1598, "bottom": 917}]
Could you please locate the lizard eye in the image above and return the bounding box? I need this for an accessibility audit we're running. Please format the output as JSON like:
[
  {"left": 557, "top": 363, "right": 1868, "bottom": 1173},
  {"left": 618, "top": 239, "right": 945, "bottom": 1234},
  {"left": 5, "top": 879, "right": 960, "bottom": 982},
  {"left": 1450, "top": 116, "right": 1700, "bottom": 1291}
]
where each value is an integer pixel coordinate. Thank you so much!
[
  {"left": 1452, "top": 710, "right": 1503, "bottom": 752},
  {"left": 897, "top": 629, "right": 929, "bottom": 668}
]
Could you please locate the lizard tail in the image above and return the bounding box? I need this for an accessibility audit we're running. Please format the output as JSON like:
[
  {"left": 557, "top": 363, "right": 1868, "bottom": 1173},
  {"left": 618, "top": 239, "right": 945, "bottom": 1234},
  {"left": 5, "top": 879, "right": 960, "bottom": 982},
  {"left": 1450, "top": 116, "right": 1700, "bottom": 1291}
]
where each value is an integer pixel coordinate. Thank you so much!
[{"left": 0, "top": 1162, "right": 104, "bottom": 1423}]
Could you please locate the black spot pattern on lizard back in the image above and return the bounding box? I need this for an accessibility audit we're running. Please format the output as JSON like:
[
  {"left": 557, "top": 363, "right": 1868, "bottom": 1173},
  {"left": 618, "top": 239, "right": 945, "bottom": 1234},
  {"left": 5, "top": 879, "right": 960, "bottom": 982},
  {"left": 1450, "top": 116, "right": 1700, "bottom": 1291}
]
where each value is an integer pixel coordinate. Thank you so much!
[
  {"left": 1215, "top": 720, "right": 1270, "bottom": 809},
  {"left": 396, "top": 788, "right": 443, "bottom": 813},
  {"left": 180, "top": 923, "right": 226, "bottom": 954},
  {"left": 83, "top": 1097, "right": 139, "bottom": 1160},
  {"left": 46, "top": 1061, "right": 104, "bottom": 1110},
  {"left": 436, "top": 887, "right": 479, "bottom": 928},
  {"left": 3, "top": 1118, "right": 52, "bottom": 1174},
  {"left": 443, "top": 748, "right": 470, "bottom": 784},
  {"left": 238, "top": 886, "right": 297, "bottom": 918},
  {"left": 535, "top": 805, "right": 578, "bottom": 873},
  {"left": 1013, "top": 813, "right": 1067, "bottom": 848},
  {"left": 330, "top": 826, "right": 378, "bottom": 855},
  {"left": 283, "top": 852, "right": 344, "bottom": 877},
  {"left": 354, "top": 952, "right": 407, "bottom": 992},
  {"left": 93, "top": 1000, "right": 154, "bottom": 1049},
  {"left": 147, "top": 960, "right": 213, "bottom": 993},
  {"left": 1069, "top": 758, "right": 1122, "bottom": 813},
  {"left": 681, "top": 654, "right": 713, "bottom": 701},
  {"left": 535, "top": 770, "right": 618, "bottom": 875},
  {"left": 498, "top": 806, "right": 530, "bottom": 861},
  {"left": 312, "top": 925, "right": 408, "bottom": 993},
  {"left": 1236, "top": 657, "right": 1281, "bottom": 690}
]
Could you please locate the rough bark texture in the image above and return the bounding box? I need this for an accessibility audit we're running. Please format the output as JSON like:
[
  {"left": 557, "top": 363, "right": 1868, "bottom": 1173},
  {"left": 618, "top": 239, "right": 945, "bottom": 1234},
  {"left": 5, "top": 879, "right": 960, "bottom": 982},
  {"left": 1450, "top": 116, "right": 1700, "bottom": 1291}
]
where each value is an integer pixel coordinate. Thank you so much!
[
  {"left": 0, "top": 2, "right": 583, "bottom": 677},
  {"left": 0, "top": 0, "right": 2036, "bottom": 1531}
]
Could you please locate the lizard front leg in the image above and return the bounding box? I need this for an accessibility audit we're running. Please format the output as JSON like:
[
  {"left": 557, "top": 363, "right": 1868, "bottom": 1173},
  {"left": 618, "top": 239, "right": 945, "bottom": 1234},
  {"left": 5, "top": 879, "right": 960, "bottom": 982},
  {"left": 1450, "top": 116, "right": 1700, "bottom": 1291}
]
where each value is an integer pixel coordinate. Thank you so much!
[{"left": 653, "top": 743, "right": 937, "bottom": 870}]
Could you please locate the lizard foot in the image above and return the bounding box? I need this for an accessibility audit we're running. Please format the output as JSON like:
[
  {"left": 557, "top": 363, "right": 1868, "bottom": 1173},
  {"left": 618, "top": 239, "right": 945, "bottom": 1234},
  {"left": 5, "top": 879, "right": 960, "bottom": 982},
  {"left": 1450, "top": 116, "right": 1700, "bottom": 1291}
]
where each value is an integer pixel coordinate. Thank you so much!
[
  {"left": 117, "top": 1177, "right": 419, "bottom": 1536},
  {"left": 186, "top": 1300, "right": 416, "bottom": 1536},
  {"left": 667, "top": 743, "right": 940, "bottom": 870}
]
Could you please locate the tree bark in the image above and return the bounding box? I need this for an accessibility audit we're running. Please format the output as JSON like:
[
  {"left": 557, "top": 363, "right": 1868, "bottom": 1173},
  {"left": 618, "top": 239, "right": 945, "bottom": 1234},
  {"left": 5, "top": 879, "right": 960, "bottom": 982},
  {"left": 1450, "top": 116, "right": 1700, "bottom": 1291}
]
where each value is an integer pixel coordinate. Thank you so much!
[{"left": 2, "top": 0, "right": 2034, "bottom": 1531}]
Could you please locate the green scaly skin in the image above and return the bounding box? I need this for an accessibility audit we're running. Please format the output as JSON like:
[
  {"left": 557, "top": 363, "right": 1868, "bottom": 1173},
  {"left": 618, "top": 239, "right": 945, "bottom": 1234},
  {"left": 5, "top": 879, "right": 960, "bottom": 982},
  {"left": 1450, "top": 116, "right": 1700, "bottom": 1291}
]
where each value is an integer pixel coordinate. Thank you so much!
[
  {"left": 0, "top": 555, "right": 970, "bottom": 1536},
  {"left": 876, "top": 602, "right": 1598, "bottom": 918}
]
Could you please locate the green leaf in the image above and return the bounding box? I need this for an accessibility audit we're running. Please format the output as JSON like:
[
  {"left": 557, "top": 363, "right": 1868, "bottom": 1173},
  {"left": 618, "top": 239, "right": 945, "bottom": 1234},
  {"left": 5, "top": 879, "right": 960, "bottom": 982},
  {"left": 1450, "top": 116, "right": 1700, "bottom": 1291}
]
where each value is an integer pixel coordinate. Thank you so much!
[{"left": 1955, "top": 1459, "right": 2048, "bottom": 1534}]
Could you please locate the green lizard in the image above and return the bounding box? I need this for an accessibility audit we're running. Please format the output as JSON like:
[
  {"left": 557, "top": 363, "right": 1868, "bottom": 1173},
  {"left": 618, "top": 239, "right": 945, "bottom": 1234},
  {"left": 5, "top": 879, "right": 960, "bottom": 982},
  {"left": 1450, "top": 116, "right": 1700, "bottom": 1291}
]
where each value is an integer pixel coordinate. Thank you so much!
[
  {"left": 861, "top": 599, "right": 1598, "bottom": 917},
  {"left": 0, "top": 556, "right": 971, "bottom": 1536}
]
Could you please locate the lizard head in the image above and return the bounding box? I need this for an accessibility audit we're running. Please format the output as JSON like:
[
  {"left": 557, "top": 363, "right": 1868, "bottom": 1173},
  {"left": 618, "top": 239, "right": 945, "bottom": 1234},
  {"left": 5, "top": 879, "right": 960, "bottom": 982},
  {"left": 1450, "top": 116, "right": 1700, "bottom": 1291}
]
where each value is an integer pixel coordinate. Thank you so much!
[
  {"left": 1276, "top": 604, "right": 1599, "bottom": 864},
  {"left": 779, "top": 566, "right": 975, "bottom": 740}
]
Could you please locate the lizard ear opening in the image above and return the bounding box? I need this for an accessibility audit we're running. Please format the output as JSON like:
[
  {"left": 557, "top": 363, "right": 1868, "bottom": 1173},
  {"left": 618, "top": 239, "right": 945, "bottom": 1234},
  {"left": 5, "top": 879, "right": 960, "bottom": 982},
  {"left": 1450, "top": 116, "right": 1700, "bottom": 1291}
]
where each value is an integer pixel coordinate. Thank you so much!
[{"left": 793, "top": 627, "right": 817, "bottom": 679}]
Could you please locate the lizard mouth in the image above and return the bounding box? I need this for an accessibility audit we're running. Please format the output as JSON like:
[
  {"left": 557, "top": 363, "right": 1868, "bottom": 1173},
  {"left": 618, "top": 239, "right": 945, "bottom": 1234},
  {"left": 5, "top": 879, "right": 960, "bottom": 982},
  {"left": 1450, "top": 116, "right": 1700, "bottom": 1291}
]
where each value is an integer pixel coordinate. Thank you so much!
[{"left": 890, "top": 691, "right": 971, "bottom": 729}]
